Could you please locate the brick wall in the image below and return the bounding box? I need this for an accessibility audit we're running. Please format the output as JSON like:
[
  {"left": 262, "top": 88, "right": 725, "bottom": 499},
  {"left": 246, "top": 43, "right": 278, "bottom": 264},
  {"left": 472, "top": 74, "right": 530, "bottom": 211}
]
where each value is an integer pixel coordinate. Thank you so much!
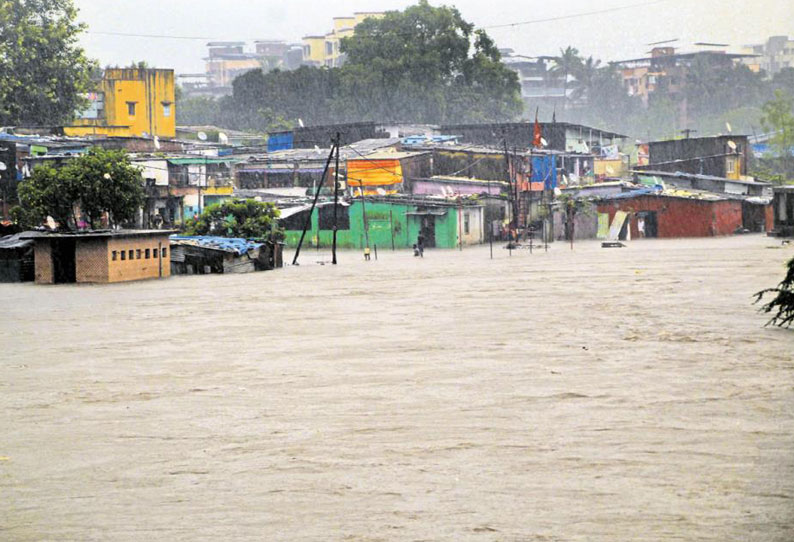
[
  {"left": 107, "top": 234, "right": 171, "bottom": 282},
  {"left": 75, "top": 238, "right": 109, "bottom": 283},
  {"left": 33, "top": 241, "right": 53, "bottom": 284}
]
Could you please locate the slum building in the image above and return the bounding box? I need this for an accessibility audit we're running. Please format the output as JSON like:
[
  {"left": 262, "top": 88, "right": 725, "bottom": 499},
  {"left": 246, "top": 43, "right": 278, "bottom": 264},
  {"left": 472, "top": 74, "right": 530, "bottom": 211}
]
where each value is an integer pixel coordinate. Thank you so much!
[
  {"left": 640, "top": 135, "right": 750, "bottom": 179},
  {"left": 280, "top": 197, "right": 484, "bottom": 250},
  {"left": 21, "top": 230, "right": 174, "bottom": 284}
]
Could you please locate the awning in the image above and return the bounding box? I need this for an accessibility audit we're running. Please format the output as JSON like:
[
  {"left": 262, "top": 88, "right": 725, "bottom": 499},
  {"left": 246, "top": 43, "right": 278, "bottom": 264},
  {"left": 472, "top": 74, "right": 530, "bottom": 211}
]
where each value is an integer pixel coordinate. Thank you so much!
[
  {"left": 405, "top": 210, "right": 448, "bottom": 217},
  {"left": 167, "top": 158, "right": 239, "bottom": 166}
]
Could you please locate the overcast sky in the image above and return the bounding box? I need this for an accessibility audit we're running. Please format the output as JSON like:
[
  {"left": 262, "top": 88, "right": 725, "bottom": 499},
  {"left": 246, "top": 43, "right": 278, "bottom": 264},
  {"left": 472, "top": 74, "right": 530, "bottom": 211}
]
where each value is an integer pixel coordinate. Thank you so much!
[{"left": 74, "top": 0, "right": 793, "bottom": 74}]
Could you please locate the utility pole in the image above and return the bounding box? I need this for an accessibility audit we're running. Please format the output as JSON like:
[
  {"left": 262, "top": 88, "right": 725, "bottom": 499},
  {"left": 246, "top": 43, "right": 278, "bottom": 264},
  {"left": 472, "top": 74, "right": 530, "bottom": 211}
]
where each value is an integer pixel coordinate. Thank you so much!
[
  {"left": 501, "top": 133, "right": 513, "bottom": 255},
  {"left": 293, "top": 142, "right": 337, "bottom": 266},
  {"left": 332, "top": 132, "right": 340, "bottom": 265}
]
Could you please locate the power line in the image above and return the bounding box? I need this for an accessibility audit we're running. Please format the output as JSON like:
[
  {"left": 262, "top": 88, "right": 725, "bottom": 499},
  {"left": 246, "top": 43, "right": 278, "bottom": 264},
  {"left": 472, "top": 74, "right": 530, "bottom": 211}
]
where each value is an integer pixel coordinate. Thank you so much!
[
  {"left": 482, "top": 0, "right": 675, "bottom": 30},
  {"left": 85, "top": 0, "right": 677, "bottom": 42}
]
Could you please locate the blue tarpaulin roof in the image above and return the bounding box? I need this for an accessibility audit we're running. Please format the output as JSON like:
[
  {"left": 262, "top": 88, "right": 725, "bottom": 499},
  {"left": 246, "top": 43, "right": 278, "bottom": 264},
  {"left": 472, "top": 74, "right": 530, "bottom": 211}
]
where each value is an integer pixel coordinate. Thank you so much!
[{"left": 170, "top": 235, "right": 263, "bottom": 255}]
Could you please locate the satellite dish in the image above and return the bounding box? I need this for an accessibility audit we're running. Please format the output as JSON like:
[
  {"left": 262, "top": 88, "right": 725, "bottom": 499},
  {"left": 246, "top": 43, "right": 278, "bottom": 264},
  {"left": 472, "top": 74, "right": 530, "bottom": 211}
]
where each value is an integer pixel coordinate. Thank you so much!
[
  {"left": 376, "top": 188, "right": 387, "bottom": 196},
  {"left": 298, "top": 118, "right": 304, "bottom": 128},
  {"left": 725, "top": 122, "right": 732, "bottom": 133},
  {"left": 314, "top": 145, "right": 321, "bottom": 154},
  {"left": 0, "top": 161, "right": 6, "bottom": 171},
  {"left": 606, "top": 166, "right": 615, "bottom": 175},
  {"left": 540, "top": 137, "right": 548, "bottom": 147},
  {"left": 153, "top": 135, "right": 161, "bottom": 150},
  {"left": 727, "top": 140, "right": 737, "bottom": 151},
  {"left": 197, "top": 131, "right": 207, "bottom": 141},
  {"left": 46, "top": 216, "right": 57, "bottom": 230},
  {"left": 218, "top": 132, "right": 228, "bottom": 144}
]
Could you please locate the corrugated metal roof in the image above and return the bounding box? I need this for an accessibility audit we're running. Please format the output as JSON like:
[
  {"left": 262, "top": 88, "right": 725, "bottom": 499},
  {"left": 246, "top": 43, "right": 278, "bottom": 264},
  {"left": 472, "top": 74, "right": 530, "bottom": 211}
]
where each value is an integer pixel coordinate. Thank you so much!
[
  {"left": 0, "top": 234, "right": 33, "bottom": 250},
  {"left": 169, "top": 236, "right": 263, "bottom": 255}
]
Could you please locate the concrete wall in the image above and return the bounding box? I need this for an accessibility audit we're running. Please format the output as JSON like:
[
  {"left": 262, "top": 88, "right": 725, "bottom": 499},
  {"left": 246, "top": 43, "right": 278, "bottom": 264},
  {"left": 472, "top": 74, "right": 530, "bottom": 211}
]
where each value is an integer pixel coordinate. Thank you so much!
[{"left": 107, "top": 235, "right": 171, "bottom": 283}]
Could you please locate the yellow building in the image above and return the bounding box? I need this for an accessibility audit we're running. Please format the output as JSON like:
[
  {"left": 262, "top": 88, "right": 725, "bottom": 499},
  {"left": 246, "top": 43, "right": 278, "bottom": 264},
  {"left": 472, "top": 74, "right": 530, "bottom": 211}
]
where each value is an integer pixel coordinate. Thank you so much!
[
  {"left": 302, "top": 12, "right": 383, "bottom": 68},
  {"left": 64, "top": 68, "right": 176, "bottom": 138}
]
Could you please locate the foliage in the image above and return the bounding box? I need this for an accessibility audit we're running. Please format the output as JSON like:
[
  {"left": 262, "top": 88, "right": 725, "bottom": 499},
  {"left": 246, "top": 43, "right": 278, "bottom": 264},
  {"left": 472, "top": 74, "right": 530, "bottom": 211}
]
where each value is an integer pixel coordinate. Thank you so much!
[
  {"left": 183, "top": 199, "right": 283, "bottom": 241},
  {"left": 16, "top": 147, "right": 144, "bottom": 230},
  {"left": 220, "top": 1, "right": 522, "bottom": 129},
  {"left": 176, "top": 95, "right": 221, "bottom": 126},
  {"left": 755, "top": 256, "right": 794, "bottom": 328},
  {"left": 0, "top": 0, "right": 97, "bottom": 125},
  {"left": 761, "top": 89, "right": 794, "bottom": 174}
]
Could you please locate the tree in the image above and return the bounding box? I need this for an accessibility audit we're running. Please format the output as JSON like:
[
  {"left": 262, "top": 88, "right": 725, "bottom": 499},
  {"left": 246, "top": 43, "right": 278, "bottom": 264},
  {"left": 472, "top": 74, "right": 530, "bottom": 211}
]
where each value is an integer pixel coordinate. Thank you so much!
[
  {"left": 16, "top": 147, "right": 144, "bottom": 230},
  {"left": 339, "top": 0, "right": 521, "bottom": 123},
  {"left": 551, "top": 46, "right": 582, "bottom": 109},
  {"left": 755, "top": 256, "right": 794, "bottom": 328},
  {"left": 220, "top": 1, "right": 522, "bottom": 129},
  {"left": 760, "top": 89, "right": 794, "bottom": 177},
  {"left": 184, "top": 199, "right": 283, "bottom": 241},
  {"left": 0, "top": 0, "right": 97, "bottom": 125}
]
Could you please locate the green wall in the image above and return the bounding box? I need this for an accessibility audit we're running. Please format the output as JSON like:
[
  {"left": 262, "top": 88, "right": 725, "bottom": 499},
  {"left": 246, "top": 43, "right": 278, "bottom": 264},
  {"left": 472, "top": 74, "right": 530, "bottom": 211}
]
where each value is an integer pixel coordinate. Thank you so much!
[{"left": 284, "top": 200, "right": 462, "bottom": 249}]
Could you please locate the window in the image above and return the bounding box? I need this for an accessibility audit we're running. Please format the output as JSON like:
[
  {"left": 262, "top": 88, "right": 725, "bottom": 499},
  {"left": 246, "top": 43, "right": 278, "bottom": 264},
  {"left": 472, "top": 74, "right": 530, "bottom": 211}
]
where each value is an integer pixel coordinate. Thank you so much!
[
  {"left": 161, "top": 247, "right": 167, "bottom": 258},
  {"left": 112, "top": 250, "right": 118, "bottom": 261},
  {"left": 145, "top": 248, "right": 150, "bottom": 259},
  {"left": 136, "top": 249, "right": 142, "bottom": 259},
  {"left": 121, "top": 251, "right": 126, "bottom": 261},
  {"left": 726, "top": 157, "right": 736, "bottom": 174},
  {"left": 163, "top": 103, "right": 171, "bottom": 117},
  {"left": 127, "top": 102, "right": 136, "bottom": 116},
  {"left": 128, "top": 249, "right": 134, "bottom": 260},
  {"left": 464, "top": 213, "right": 470, "bottom": 235}
]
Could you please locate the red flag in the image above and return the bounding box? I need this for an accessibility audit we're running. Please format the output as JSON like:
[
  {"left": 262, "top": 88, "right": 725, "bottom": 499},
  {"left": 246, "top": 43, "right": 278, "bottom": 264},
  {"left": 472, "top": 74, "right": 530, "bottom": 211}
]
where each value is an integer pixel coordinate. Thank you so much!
[{"left": 532, "top": 107, "right": 542, "bottom": 148}]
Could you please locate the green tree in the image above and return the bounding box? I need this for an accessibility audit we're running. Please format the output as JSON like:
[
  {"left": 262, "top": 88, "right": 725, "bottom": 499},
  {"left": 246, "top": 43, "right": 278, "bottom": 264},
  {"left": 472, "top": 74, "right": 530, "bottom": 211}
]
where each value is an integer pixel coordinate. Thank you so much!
[
  {"left": 221, "top": 1, "right": 522, "bottom": 129},
  {"left": 755, "top": 256, "right": 794, "bottom": 328},
  {"left": 551, "top": 46, "right": 582, "bottom": 110},
  {"left": 16, "top": 147, "right": 144, "bottom": 230},
  {"left": 184, "top": 199, "right": 283, "bottom": 241},
  {"left": 760, "top": 89, "right": 794, "bottom": 177},
  {"left": 339, "top": 0, "right": 521, "bottom": 122},
  {"left": 0, "top": 0, "right": 97, "bottom": 125}
]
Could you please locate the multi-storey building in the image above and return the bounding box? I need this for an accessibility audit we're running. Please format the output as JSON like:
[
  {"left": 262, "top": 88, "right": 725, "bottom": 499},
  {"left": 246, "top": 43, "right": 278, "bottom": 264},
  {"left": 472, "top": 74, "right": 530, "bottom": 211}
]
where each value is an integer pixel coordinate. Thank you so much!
[
  {"left": 740, "top": 35, "right": 794, "bottom": 74},
  {"left": 301, "top": 12, "right": 384, "bottom": 68},
  {"left": 65, "top": 68, "right": 176, "bottom": 138}
]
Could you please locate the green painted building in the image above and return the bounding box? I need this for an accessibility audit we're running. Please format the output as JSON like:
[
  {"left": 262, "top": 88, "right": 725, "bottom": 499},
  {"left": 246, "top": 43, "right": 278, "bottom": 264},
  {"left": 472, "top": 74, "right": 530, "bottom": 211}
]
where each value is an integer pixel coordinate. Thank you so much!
[{"left": 282, "top": 197, "right": 484, "bottom": 249}]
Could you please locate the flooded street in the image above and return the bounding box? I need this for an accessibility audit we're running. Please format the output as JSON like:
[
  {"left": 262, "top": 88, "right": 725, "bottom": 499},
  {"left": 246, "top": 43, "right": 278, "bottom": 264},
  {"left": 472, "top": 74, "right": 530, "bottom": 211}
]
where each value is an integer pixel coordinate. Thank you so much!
[{"left": 2, "top": 235, "right": 794, "bottom": 541}]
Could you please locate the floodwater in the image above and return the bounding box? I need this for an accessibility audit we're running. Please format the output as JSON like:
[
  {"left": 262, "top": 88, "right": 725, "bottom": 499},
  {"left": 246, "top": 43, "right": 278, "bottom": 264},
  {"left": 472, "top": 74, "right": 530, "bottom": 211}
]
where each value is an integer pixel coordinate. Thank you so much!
[{"left": 2, "top": 235, "right": 794, "bottom": 541}]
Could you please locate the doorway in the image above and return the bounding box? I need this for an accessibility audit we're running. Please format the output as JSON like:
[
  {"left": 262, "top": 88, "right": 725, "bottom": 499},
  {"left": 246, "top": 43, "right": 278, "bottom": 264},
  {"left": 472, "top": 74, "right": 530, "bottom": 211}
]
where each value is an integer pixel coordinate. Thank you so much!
[
  {"left": 51, "top": 239, "right": 76, "bottom": 283},
  {"left": 420, "top": 215, "right": 436, "bottom": 248}
]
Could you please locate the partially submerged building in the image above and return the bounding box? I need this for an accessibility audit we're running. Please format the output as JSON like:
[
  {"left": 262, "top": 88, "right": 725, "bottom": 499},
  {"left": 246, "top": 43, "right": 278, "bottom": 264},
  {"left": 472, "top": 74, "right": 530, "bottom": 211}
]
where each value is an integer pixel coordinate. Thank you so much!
[
  {"left": 0, "top": 234, "right": 34, "bottom": 283},
  {"left": 280, "top": 197, "right": 484, "bottom": 249},
  {"left": 21, "top": 230, "right": 173, "bottom": 284},
  {"left": 770, "top": 185, "right": 794, "bottom": 237},
  {"left": 170, "top": 236, "right": 283, "bottom": 274}
]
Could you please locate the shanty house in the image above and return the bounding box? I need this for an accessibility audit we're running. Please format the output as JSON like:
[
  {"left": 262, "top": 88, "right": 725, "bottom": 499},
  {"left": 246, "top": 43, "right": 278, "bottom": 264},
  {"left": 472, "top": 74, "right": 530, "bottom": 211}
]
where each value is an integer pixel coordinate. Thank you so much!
[
  {"left": 0, "top": 234, "right": 34, "bottom": 283},
  {"left": 644, "top": 135, "right": 750, "bottom": 180},
  {"left": 770, "top": 185, "right": 794, "bottom": 237},
  {"left": 170, "top": 236, "right": 283, "bottom": 274},
  {"left": 21, "top": 230, "right": 174, "bottom": 284},
  {"left": 596, "top": 192, "right": 743, "bottom": 239},
  {"left": 280, "top": 197, "right": 483, "bottom": 249}
]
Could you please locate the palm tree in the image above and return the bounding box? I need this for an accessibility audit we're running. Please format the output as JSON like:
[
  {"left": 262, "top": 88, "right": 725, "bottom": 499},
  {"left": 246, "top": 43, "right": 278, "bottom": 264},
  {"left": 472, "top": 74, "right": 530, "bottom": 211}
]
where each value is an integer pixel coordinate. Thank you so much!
[
  {"left": 571, "top": 56, "right": 601, "bottom": 104},
  {"left": 551, "top": 46, "right": 582, "bottom": 109}
]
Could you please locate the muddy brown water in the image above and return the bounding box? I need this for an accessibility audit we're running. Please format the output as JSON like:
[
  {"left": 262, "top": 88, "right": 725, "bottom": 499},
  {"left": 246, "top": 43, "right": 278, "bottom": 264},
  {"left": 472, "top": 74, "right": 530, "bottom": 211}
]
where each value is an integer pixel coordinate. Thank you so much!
[{"left": 2, "top": 235, "right": 794, "bottom": 541}]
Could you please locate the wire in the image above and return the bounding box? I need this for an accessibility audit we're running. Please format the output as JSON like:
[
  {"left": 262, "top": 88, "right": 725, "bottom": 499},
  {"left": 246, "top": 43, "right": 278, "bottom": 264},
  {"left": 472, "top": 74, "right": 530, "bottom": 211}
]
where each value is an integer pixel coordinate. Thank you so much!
[
  {"left": 482, "top": 0, "right": 675, "bottom": 29},
  {"left": 85, "top": 0, "right": 677, "bottom": 41}
]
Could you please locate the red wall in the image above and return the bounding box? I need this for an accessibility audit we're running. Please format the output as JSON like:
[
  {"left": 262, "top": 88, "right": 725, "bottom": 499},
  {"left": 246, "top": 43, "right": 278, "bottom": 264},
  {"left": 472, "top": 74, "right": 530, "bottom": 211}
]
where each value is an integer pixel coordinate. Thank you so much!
[
  {"left": 597, "top": 196, "right": 743, "bottom": 238},
  {"left": 765, "top": 204, "right": 775, "bottom": 232}
]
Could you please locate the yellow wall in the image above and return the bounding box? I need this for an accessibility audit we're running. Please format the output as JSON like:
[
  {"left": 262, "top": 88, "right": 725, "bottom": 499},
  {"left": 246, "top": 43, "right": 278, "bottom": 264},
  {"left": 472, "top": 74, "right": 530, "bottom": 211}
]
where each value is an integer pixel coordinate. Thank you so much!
[
  {"left": 302, "top": 37, "right": 326, "bottom": 64},
  {"left": 302, "top": 12, "right": 383, "bottom": 67},
  {"left": 107, "top": 234, "right": 171, "bottom": 283},
  {"left": 65, "top": 68, "right": 176, "bottom": 138}
]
